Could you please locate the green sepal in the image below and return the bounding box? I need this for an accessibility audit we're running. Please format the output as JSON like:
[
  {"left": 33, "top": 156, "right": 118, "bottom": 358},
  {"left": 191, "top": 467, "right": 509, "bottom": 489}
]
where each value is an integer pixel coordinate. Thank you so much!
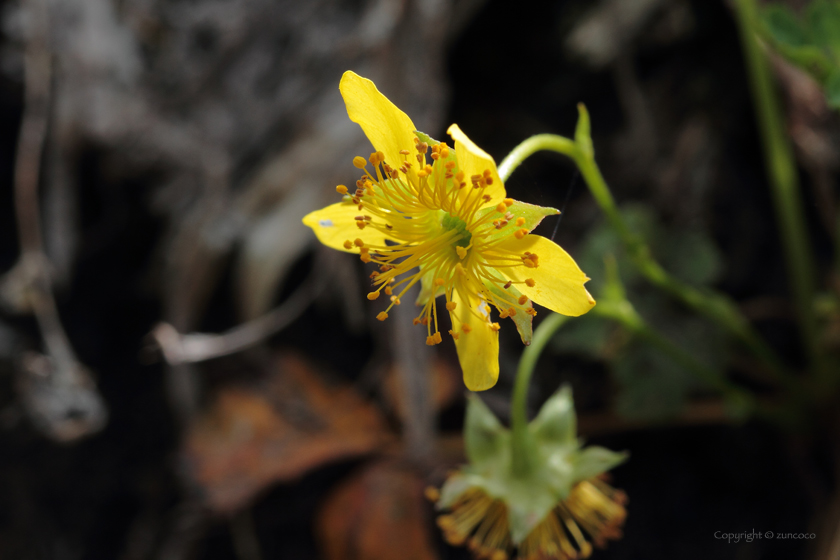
[
  {"left": 570, "top": 446, "right": 628, "bottom": 482},
  {"left": 529, "top": 386, "right": 576, "bottom": 448},
  {"left": 574, "top": 103, "right": 593, "bottom": 158},
  {"left": 464, "top": 395, "right": 506, "bottom": 469},
  {"left": 482, "top": 277, "right": 534, "bottom": 345},
  {"left": 474, "top": 201, "right": 559, "bottom": 244}
]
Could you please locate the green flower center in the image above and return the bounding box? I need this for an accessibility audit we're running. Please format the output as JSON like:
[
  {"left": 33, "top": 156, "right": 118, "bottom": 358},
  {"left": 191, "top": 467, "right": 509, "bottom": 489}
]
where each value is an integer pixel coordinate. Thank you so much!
[{"left": 441, "top": 212, "right": 472, "bottom": 248}]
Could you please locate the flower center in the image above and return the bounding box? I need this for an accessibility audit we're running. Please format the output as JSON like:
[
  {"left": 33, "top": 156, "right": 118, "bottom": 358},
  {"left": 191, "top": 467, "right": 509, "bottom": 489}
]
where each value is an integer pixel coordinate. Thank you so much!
[{"left": 441, "top": 212, "right": 472, "bottom": 248}]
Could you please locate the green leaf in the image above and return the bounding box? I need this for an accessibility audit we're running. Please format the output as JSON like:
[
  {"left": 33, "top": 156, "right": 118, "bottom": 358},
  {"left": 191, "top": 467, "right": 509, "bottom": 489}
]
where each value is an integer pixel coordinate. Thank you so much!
[
  {"left": 463, "top": 395, "right": 506, "bottom": 468},
  {"left": 570, "top": 446, "right": 628, "bottom": 482},
  {"left": 826, "top": 67, "right": 840, "bottom": 108},
  {"left": 806, "top": 0, "right": 840, "bottom": 54},
  {"left": 659, "top": 230, "right": 723, "bottom": 287},
  {"left": 530, "top": 386, "right": 576, "bottom": 448},
  {"left": 762, "top": 5, "right": 810, "bottom": 47},
  {"left": 474, "top": 201, "right": 559, "bottom": 244},
  {"left": 551, "top": 313, "right": 612, "bottom": 358}
]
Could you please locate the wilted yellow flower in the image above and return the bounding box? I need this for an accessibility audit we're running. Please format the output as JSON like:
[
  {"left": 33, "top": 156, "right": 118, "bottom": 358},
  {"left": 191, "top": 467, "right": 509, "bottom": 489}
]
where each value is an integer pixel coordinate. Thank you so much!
[{"left": 303, "top": 71, "right": 594, "bottom": 390}]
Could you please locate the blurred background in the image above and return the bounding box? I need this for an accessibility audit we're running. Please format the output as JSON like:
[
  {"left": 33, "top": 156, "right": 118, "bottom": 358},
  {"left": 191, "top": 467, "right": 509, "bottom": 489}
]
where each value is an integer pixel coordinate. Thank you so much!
[{"left": 0, "top": 0, "right": 837, "bottom": 559}]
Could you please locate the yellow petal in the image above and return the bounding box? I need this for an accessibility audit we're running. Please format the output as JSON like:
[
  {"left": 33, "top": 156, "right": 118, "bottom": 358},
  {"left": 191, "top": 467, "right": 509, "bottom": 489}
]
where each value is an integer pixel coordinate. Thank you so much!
[
  {"left": 493, "top": 235, "right": 595, "bottom": 317},
  {"left": 340, "top": 71, "right": 417, "bottom": 171},
  {"left": 302, "top": 201, "right": 389, "bottom": 252},
  {"left": 447, "top": 124, "right": 506, "bottom": 206},
  {"left": 451, "top": 278, "right": 499, "bottom": 391}
]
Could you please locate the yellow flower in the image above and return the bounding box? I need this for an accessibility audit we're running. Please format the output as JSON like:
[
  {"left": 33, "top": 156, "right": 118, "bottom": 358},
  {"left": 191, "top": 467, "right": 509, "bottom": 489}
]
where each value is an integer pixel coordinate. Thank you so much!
[
  {"left": 303, "top": 71, "right": 595, "bottom": 390},
  {"left": 433, "top": 477, "right": 627, "bottom": 560}
]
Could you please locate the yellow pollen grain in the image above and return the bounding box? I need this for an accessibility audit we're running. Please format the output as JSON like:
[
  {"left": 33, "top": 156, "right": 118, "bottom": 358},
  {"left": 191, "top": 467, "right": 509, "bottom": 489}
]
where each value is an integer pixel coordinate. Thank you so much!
[
  {"left": 515, "top": 217, "right": 525, "bottom": 226},
  {"left": 377, "top": 311, "right": 389, "bottom": 321},
  {"left": 390, "top": 296, "right": 401, "bottom": 305},
  {"left": 354, "top": 238, "right": 364, "bottom": 247},
  {"left": 353, "top": 156, "right": 367, "bottom": 168},
  {"left": 412, "top": 318, "right": 421, "bottom": 325},
  {"left": 446, "top": 302, "right": 457, "bottom": 311},
  {"left": 496, "top": 203, "right": 507, "bottom": 214},
  {"left": 526, "top": 308, "right": 537, "bottom": 316},
  {"left": 399, "top": 149, "right": 410, "bottom": 155},
  {"left": 360, "top": 253, "right": 371, "bottom": 263},
  {"left": 384, "top": 286, "right": 393, "bottom": 295},
  {"left": 367, "top": 292, "right": 380, "bottom": 301},
  {"left": 376, "top": 151, "right": 384, "bottom": 163},
  {"left": 343, "top": 240, "right": 353, "bottom": 250},
  {"left": 336, "top": 185, "right": 348, "bottom": 194},
  {"left": 518, "top": 295, "right": 528, "bottom": 305},
  {"left": 456, "top": 246, "right": 468, "bottom": 260},
  {"left": 449, "top": 330, "right": 459, "bottom": 340},
  {"left": 504, "top": 198, "right": 514, "bottom": 207},
  {"left": 525, "top": 278, "right": 536, "bottom": 287},
  {"left": 514, "top": 228, "right": 528, "bottom": 239},
  {"left": 462, "top": 324, "right": 472, "bottom": 333},
  {"left": 490, "top": 323, "right": 500, "bottom": 332},
  {"left": 506, "top": 307, "right": 516, "bottom": 317},
  {"left": 435, "top": 278, "right": 445, "bottom": 286},
  {"left": 356, "top": 221, "right": 366, "bottom": 229}
]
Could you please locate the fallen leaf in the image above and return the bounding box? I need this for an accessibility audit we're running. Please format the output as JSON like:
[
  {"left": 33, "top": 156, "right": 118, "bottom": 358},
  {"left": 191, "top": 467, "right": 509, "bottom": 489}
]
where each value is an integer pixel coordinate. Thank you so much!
[
  {"left": 317, "top": 460, "right": 438, "bottom": 560},
  {"left": 183, "top": 353, "right": 392, "bottom": 513}
]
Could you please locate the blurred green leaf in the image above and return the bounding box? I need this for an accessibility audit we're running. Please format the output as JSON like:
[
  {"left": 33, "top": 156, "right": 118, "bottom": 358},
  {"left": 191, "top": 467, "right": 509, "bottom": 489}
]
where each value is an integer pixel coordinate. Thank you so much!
[
  {"left": 806, "top": 0, "right": 840, "bottom": 54},
  {"left": 763, "top": 5, "right": 810, "bottom": 47},
  {"left": 826, "top": 68, "right": 840, "bottom": 107}
]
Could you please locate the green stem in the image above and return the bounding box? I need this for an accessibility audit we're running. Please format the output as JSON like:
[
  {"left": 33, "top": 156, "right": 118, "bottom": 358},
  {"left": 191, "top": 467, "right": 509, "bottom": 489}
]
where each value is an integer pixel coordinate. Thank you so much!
[
  {"left": 499, "top": 133, "right": 800, "bottom": 395},
  {"left": 733, "top": 0, "right": 819, "bottom": 370},
  {"left": 510, "top": 313, "right": 569, "bottom": 477}
]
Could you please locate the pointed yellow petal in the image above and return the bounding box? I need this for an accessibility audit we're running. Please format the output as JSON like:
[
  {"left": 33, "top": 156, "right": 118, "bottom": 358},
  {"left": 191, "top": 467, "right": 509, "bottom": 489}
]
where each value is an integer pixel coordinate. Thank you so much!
[
  {"left": 302, "top": 201, "right": 389, "bottom": 252},
  {"left": 447, "top": 124, "right": 506, "bottom": 206},
  {"left": 493, "top": 235, "right": 595, "bottom": 317},
  {"left": 451, "top": 279, "right": 499, "bottom": 391},
  {"left": 340, "top": 71, "right": 417, "bottom": 171}
]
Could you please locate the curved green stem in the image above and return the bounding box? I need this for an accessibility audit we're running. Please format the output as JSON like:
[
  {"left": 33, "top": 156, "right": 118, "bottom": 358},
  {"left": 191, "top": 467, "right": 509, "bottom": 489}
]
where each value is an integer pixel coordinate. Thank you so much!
[
  {"left": 500, "top": 132, "right": 800, "bottom": 395},
  {"left": 733, "top": 0, "right": 819, "bottom": 374},
  {"left": 510, "top": 313, "right": 569, "bottom": 477}
]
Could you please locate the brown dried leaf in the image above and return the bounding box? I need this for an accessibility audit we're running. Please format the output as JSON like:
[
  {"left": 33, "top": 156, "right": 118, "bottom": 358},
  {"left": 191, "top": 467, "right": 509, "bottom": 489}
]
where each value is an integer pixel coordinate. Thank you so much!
[
  {"left": 184, "top": 353, "right": 392, "bottom": 513},
  {"left": 317, "top": 460, "right": 439, "bottom": 560}
]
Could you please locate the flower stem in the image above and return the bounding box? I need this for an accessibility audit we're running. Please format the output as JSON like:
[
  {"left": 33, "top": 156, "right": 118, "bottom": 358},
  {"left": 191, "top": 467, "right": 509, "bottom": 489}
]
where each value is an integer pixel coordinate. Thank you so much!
[
  {"left": 732, "top": 0, "right": 820, "bottom": 374},
  {"left": 510, "top": 313, "right": 569, "bottom": 477},
  {"left": 499, "top": 132, "right": 800, "bottom": 395}
]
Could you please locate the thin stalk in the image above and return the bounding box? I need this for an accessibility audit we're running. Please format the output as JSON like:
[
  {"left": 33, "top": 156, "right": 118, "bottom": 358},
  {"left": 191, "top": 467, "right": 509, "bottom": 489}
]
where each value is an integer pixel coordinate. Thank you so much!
[
  {"left": 499, "top": 133, "right": 800, "bottom": 395},
  {"left": 733, "top": 0, "right": 819, "bottom": 370},
  {"left": 510, "top": 313, "right": 569, "bottom": 477}
]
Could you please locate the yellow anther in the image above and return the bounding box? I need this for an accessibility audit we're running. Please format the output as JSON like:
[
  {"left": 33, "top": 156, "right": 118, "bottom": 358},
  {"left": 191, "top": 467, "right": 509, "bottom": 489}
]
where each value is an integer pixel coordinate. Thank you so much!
[
  {"left": 354, "top": 238, "right": 364, "bottom": 247},
  {"left": 448, "top": 329, "right": 460, "bottom": 340},
  {"left": 424, "top": 487, "right": 440, "bottom": 502},
  {"left": 518, "top": 295, "right": 528, "bottom": 305},
  {"left": 440, "top": 147, "right": 450, "bottom": 158},
  {"left": 515, "top": 217, "right": 525, "bottom": 226},
  {"left": 369, "top": 152, "right": 378, "bottom": 165},
  {"left": 336, "top": 185, "right": 348, "bottom": 194},
  {"left": 435, "top": 278, "right": 445, "bottom": 286},
  {"left": 456, "top": 246, "right": 468, "bottom": 260},
  {"left": 399, "top": 149, "right": 410, "bottom": 155},
  {"left": 417, "top": 142, "right": 428, "bottom": 154},
  {"left": 417, "top": 170, "right": 429, "bottom": 178},
  {"left": 356, "top": 221, "right": 366, "bottom": 229},
  {"left": 426, "top": 335, "right": 436, "bottom": 346},
  {"left": 446, "top": 302, "right": 457, "bottom": 311},
  {"left": 384, "top": 286, "right": 393, "bottom": 296},
  {"left": 462, "top": 324, "right": 472, "bottom": 333},
  {"left": 424, "top": 164, "right": 433, "bottom": 174},
  {"left": 496, "top": 203, "right": 507, "bottom": 214},
  {"left": 526, "top": 307, "right": 538, "bottom": 317},
  {"left": 367, "top": 292, "right": 380, "bottom": 300},
  {"left": 499, "top": 309, "right": 509, "bottom": 319},
  {"left": 431, "top": 152, "right": 440, "bottom": 160},
  {"left": 390, "top": 296, "right": 401, "bottom": 305},
  {"left": 421, "top": 317, "right": 429, "bottom": 326},
  {"left": 343, "top": 240, "right": 353, "bottom": 250},
  {"left": 360, "top": 253, "right": 371, "bottom": 263},
  {"left": 434, "top": 332, "right": 442, "bottom": 344},
  {"left": 455, "top": 171, "right": 465, "bottom": 181},
  {"left": 455, "top": 263, "right": 467, "bottom": 276},
  {"left": 503, "top": 281, "right": 512, "bottom": 289},
  {"left": 353, "top": 156, "right": 367, "bottom": 168},
  {"left": 490, "top": 323, "right": 501, "bottom": 332},
  {"left": 506, "top": 307, "right": 516, "bottom": 317},
  {"left": 359, "top": 247, "right": 369, "bottom": 254},
  {"left": 525, "top": 278, "right": 536, "bottom": 287},
  {"left": 445, "top": 161, "right": 456, "bottom": 169},
  {"left": 514, "top": 228, "right": 528, "bottom": 239},
  {"left": 377, "top": 311, "right": 389, "bottom": 321},
  {"left": 504, "top": 198, "right": 514, "bottom": 207},
  {"left": 376, "top": 151, "right": 385, "bottom": 163},
  {"left": 412, "top": 318, "right": 421, "bottom": 325}
]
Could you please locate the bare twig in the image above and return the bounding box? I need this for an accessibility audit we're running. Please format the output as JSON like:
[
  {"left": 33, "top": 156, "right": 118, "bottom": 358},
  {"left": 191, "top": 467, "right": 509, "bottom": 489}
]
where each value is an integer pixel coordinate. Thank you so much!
[
  {"left": 5, "top": 0, "right": 106, "bottom": 442},
  {"left": 152, "top": 273, "right": 326, "bottom": 366}
]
